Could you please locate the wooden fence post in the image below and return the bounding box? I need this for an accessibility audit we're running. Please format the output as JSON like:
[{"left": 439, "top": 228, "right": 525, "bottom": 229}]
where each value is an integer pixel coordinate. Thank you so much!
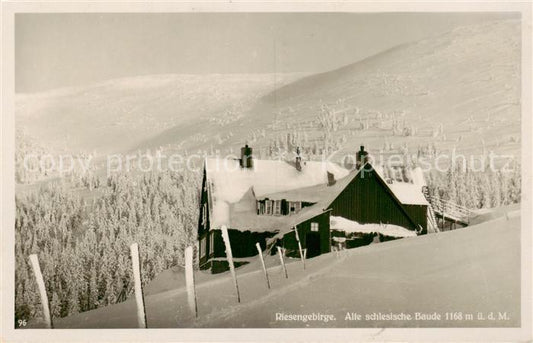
[
  {"left": 255, "top": 243, "right": 270, "bottom": 289},
  {"left": 130, "top": 243, "right": 147, "bottom": 328},
  {"left": 28, "top": 254, "right": 53, "bottom": 329},
  {"left": 221, "top": 225, "right": 240, "bottom": 303},
  {"left": 277, "top": 246, "right": 288, "bottom": 279},
  {"left": 184, "top": 246, "right": 198, "bottom": 317},
  {"left": 293, "top": 226, "right": 305, "bottom": 270}
]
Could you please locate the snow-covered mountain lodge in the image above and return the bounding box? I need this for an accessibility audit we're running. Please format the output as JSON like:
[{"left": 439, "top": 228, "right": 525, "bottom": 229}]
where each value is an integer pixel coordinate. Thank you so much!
[{"left": 197, "top": 145, "right": 430, "bottom": 273}]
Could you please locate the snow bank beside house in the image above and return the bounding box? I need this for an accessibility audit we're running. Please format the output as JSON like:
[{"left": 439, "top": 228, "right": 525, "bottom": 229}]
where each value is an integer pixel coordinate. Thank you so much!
[{"left": 330, "top": 216, "right": 417, "bottom": 237}]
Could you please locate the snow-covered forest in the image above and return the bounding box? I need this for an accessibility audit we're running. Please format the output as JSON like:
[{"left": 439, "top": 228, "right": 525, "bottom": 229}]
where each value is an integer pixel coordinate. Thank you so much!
[
  {"left": 15, "top": 171, "right": 200, "bottom": 324},
  {"left": 425, "top": 163, "right": 521, "bottom": 209}
]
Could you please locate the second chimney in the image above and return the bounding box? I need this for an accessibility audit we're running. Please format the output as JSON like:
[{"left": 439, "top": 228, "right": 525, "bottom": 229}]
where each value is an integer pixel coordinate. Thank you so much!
[
  {"left": 295, "top": 147, "right": 302, "bottom": 171},
  {"left": 240, "top": 144, "right": 253, "bottom": 169}
]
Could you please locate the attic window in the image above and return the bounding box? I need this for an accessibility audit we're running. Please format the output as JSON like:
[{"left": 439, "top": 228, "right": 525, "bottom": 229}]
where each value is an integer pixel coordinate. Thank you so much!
[
  {"left": 265, "top": 200, "right": 272, "bottom": 215},
  {"left": 257, "top": 200, "right": 299, "bottom": 216},
  {"left": 311, "top": 222, "right": 319, "bottom": 232},
  {"left": 274, "top": 200, "right": 281, "bottom": 215}
]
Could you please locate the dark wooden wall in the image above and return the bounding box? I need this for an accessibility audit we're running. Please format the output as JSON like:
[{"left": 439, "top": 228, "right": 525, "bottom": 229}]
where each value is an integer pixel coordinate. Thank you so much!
[
  {"left": 282, "top": 211, "right": 331, "bottom": 258},
  {"left": 403, "top": 204, "right": 427, "bottom": 233},
  {"left": 328, "top": 167, "right": 424, "bottom": 231},
  {"left": 197, "top": 168, "right": 209, "bottom": 237},
  {"left": 199, "top": 228, "right": 277, "bottom": 269},
  {"left": 199, "top": 212, "right": 331, "bottom": 270}
]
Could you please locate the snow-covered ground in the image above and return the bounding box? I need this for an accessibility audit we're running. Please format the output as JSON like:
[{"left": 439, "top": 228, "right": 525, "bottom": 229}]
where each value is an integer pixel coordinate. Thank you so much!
[
  {"left": 15, "top": 73, "right": 305, "bottom": 155},
  {"left": 35, "top": 208, "right": 520, "bottom": 328}
]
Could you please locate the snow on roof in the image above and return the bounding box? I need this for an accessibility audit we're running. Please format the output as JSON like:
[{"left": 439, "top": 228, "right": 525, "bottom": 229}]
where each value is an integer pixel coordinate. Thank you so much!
[
  {"left": 205, "top": 157, "right": 349, "bottom": 229},
  {"left": 374, "top": 165, "right": 428, "bottom": 206},
  {"left": 260, "top": 184, "right": 326, "bottom": 203},
  {"left": 387, "top": 182, "right": 428, "bottom": 206},
  {"left": 330, "top": 216, "right": 417, "bottom": 238},
  {"left": 204, "top": 156, "right": 427, "bottom": 230}
]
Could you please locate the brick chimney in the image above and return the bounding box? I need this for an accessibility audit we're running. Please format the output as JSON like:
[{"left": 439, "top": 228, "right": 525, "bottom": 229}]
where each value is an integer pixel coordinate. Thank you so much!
[{"left": 240, "top": 144, "right": 253, "bottom": 169}]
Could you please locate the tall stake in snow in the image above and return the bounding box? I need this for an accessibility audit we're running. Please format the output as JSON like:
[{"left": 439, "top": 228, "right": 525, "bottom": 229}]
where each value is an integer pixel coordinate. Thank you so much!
[
  {"left": 256, "top": 243, "right": 270, "bottom": 289},
  {"left": 293, "top": 226, "right": 305, "bottom": 270},
  {"left": 221, "top": 225, "right": 240, "bottom": 303},
  {"left": 28, "top": 254, "right": 53, "bottom": 329},
  {"left": 130, "top": 243, "right": 147, "bottom": 328},
  {"left": 184, "top": 246, "right": 198, "bottom": 317},
  {"left": 277, "top": 246, "right": 288, "bottom": 278}
]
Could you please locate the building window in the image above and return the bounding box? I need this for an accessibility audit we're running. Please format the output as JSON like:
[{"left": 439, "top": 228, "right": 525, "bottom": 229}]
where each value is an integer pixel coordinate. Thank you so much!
[
  {"left": 294, "top": 201, "right": 302, "bottom": 213},
  {"left": 266, "top": 200, "right": 272, "bottom": 215},
  {"left": 201, "top": 203, "right": 207, "bottom": 226},
  {"left": 200, "top": 236, "right": 206, "bottom": 258},
  {"left": 209, "top": 232, "right": 214, "bottom": 255},
  {"left": 274, "top": 200, "right": 281, "bottom": 215},
  {"left": 311, "top": 222, "right": 319, "bottom": 232}
]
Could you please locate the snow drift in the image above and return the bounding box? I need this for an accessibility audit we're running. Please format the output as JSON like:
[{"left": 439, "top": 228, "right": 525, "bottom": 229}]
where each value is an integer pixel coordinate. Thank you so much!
[{"left": 330, "top": 216, "right": 417, "bottom": 238}]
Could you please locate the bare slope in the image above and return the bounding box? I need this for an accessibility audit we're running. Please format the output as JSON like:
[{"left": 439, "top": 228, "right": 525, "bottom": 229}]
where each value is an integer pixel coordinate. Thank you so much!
[
  {"left": 44, "top": 210, "right": 520, "bottom": 328},
  {"left": 15, "top": 73, "right": 303, "bottom": 155}
]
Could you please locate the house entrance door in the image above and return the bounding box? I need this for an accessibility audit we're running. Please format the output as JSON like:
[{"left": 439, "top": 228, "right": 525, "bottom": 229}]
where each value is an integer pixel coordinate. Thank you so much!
[{"left": 305, "top": 232, "right": 321, "bottom": 258}]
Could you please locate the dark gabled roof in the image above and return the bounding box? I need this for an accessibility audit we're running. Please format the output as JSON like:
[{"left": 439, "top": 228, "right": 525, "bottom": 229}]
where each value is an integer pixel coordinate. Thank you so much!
[{"left": 323, "top": 161, "right": 426, "bottom": 230}]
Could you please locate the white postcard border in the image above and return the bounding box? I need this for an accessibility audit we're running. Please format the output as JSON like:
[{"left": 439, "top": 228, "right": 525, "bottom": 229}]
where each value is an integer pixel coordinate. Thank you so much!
[{"left": 2, "top": 2, "right": 532, "bottom": 342}]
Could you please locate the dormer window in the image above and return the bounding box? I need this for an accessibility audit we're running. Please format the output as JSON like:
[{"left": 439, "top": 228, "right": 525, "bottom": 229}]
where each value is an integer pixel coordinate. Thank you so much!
[
  {"left": 274, "top": 200, "right": 281, "bottom": 215},
  {"left": 257, "top": 199, "right": 304, "bottom": 216},
  {"left": 265, "top": 200, "right": 272, "bottom": 215}
]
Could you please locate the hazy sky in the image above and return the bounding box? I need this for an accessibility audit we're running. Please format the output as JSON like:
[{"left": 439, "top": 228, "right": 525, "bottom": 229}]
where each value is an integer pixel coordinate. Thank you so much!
[{"left": 15, "top": 12, "right": 518, "bottom": 93}]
